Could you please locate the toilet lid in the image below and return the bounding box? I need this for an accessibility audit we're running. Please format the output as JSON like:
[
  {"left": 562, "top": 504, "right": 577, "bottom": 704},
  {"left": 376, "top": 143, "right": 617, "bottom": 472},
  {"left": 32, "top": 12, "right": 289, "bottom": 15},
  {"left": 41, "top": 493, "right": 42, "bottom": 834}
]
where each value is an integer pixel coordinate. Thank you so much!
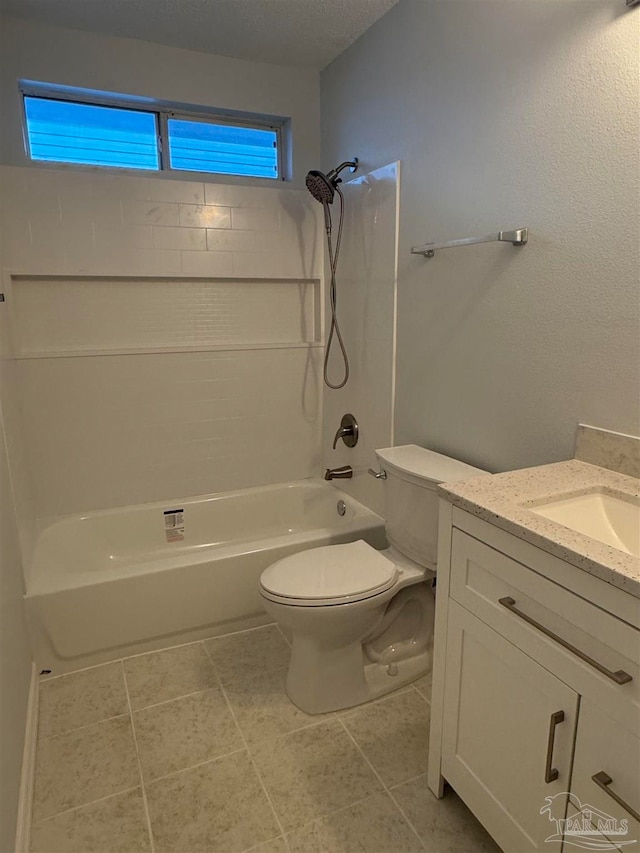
[{"left": 260, "top": 540, "right": 398, "bottom": 603}]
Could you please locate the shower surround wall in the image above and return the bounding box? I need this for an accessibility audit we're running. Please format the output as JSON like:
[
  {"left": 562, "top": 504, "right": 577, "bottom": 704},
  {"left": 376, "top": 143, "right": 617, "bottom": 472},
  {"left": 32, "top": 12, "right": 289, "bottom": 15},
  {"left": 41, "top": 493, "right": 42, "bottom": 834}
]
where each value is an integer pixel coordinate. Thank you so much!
[
  {"left": 0, "top": 165, "right": 323, "bottom": 568},
  {"left": 0, "top": 265, "right": 33, "bottom": 853},
  {"left": 321, "top": 0, "right": 640, "bottom": 472},
  {"left": 321, "top": 163, "right": 399, "bottom": 515},
  {"left": 0, "top": 9, "right": 324, "bottom": 573}
]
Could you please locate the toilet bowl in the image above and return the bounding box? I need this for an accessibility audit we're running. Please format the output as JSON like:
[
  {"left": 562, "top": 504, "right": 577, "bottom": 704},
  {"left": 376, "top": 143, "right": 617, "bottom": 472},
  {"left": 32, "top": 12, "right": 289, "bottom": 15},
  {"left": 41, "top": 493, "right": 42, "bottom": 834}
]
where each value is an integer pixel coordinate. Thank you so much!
[
  {"left": 261, "top": 539, "right": 434, "bottom": 713},
  {"left": 259, "top": 445, "right": 487, "bottom": 714}
]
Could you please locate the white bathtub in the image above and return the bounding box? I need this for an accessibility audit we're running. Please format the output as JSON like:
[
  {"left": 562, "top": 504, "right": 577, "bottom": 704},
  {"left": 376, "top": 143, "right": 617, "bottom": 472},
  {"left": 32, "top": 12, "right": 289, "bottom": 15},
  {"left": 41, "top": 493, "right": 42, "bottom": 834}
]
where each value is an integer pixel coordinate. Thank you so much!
[{"left": 24, "top": 480, "right": 386, "bottom": 674}]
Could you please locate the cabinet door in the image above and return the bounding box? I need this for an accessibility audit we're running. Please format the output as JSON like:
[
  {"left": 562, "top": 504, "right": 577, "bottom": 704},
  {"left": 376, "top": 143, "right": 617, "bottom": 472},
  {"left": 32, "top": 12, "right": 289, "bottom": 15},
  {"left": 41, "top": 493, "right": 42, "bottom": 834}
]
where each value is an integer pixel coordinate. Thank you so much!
[
  {"left": 569, "top": 700, "right": 640, "bottom": 848},
  {"left": 441, "top": 601, "right": 579, "bottom": 853}
]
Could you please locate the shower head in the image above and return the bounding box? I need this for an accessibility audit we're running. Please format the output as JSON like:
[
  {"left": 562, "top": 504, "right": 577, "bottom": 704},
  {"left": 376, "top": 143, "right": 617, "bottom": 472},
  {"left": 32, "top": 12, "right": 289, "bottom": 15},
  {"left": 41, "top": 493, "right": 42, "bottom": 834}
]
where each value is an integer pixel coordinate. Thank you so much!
[
  {"left": 305, "top": 170, "right": 336, "bottom": 205},
  {"left": 305, "top": 159, "right": 358, "bottom": 205}
]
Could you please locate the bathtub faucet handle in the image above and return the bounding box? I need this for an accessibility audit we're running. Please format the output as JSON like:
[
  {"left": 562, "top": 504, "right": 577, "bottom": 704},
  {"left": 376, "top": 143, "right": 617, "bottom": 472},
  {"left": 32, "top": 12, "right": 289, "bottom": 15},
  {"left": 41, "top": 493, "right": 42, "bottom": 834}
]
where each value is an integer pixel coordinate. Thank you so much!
[
  {"left": 332, "top": 414, "right": 359, "bottom": 449},
  {"left": 324, "top": 465, "right": 353, "bottom": 480}
]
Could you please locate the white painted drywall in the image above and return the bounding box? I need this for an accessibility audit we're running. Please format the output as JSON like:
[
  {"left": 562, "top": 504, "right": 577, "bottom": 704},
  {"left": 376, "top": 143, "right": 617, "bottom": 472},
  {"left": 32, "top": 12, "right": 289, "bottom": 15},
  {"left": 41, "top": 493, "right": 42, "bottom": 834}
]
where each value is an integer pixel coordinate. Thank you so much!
[
  {"left": 0, "top": 270, "right": 33, "bottom": 853},
  {"left": 321, "top": 0, "right": 640, "bottom": 472},
  {"left": 0, "top": 15, "right": 320, "bottom": 187}
]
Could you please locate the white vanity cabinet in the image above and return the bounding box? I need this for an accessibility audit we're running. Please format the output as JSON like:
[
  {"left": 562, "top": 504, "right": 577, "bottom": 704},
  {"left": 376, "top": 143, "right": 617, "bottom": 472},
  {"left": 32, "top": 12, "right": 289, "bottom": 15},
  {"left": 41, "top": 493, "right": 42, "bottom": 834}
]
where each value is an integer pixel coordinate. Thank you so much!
[{"left": 428, "top": 504, "right": 640, "bottom": 853}]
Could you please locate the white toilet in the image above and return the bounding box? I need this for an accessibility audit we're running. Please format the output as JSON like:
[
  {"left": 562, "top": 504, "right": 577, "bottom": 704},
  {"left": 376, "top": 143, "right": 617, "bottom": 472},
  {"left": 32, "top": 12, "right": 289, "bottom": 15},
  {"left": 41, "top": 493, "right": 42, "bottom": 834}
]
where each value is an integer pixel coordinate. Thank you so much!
[{"left": 259, "top": 445, "right": 486, "bottom": 714}]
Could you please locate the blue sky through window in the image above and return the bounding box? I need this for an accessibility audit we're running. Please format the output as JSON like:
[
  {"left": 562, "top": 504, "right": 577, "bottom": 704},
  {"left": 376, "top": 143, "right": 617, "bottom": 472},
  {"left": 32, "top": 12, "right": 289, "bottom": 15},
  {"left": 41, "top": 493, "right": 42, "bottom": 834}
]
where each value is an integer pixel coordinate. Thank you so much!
[
  {"left": 168, "top": 119, "right": 278, "bottom": 178},
  {"left": 23, "top": 93, "right": 281, "bottom": 179},
  {"left": 24, "top": 97, "right": 160, "bottom": 170}
]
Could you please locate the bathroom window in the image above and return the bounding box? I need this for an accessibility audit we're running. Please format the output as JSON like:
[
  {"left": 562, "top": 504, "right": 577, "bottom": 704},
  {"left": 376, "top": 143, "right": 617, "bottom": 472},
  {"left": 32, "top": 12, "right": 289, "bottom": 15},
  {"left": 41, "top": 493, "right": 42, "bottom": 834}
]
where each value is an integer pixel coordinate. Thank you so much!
[
  {"left": 21, "top": 84, "right": 283, "bottom": 180},
  {"left": 166, "top": 118, "right": 278, "bottom": 178},
  {"left": 23, "top": 97, "right": 161, "bottom": 171}
]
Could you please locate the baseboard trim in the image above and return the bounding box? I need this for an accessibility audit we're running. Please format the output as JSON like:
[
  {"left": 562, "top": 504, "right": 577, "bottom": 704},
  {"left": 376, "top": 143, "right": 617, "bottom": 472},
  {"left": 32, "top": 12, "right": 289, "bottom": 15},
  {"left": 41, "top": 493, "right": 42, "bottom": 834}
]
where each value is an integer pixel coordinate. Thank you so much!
[{"left": 14, "top": 662, "right": 38, "bottom": 853}]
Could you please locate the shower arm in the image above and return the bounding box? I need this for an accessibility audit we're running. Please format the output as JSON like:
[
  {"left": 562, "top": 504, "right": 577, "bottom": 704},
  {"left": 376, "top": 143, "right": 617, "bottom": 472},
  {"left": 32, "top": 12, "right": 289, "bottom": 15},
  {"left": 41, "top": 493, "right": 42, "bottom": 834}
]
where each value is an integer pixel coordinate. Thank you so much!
[{"left": 327, "top": 160, "right": 359, "bottom": 183}]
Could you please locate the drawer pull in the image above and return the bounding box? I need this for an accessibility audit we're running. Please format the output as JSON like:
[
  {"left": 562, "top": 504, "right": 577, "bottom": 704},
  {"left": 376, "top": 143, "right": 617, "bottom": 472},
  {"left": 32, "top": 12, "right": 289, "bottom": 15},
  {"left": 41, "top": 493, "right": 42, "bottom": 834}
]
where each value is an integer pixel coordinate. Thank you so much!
[
  {"left": 592, "top": 771, "right": 640, "bottom": 823},
  {"left": 545, "top": 710, "right": 565, "bottom": 783},
  {"left": 498, "top": 597, "right": 633, "bottom": 685}
]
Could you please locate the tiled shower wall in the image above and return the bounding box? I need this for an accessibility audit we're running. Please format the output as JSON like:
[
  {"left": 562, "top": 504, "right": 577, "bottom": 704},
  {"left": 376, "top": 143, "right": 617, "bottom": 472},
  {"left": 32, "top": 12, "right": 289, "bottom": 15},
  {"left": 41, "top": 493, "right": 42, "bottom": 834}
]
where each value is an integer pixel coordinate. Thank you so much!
[{"left": 0, "top": 166, "right": 323, "bottom": 559}]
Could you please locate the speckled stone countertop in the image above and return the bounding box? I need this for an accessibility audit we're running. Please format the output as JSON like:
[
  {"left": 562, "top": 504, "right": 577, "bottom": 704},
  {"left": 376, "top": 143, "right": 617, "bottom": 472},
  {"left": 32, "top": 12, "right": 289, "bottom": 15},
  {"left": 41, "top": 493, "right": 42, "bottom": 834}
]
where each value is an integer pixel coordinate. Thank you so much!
[{"left": 438, "top": 459, "right": 640, "bottom": 597}]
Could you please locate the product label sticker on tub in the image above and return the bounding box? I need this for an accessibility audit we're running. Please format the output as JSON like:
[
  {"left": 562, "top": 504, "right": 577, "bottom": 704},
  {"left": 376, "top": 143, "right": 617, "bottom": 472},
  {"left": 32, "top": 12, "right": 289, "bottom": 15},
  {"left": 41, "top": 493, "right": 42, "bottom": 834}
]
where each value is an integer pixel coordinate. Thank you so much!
[{"left": 164, "top": 509, "right": 184, "bottom": 543}]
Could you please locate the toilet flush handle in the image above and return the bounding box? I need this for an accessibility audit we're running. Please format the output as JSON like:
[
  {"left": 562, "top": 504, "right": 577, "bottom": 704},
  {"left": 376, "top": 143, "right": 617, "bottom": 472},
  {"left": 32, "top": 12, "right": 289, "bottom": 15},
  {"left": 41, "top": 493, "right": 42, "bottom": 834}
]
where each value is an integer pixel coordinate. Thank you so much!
[{"left": 368, "top": 468, "right": 387, "bottom": 480}]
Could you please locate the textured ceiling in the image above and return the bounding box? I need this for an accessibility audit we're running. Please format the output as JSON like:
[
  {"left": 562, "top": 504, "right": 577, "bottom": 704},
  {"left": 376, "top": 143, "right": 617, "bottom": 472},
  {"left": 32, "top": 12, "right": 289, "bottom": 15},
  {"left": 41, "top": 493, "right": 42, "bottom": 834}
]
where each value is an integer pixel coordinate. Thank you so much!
[{"left": 0, "top": 0, "right": 399, "bottom": 68}]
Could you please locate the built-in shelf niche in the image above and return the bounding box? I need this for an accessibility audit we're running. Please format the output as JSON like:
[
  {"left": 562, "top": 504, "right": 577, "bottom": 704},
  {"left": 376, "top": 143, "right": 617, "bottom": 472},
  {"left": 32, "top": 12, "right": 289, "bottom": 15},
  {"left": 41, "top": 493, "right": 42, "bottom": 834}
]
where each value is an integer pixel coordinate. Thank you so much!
[{"left": 8, "top": 275, "right": 321, "bottom": 358}]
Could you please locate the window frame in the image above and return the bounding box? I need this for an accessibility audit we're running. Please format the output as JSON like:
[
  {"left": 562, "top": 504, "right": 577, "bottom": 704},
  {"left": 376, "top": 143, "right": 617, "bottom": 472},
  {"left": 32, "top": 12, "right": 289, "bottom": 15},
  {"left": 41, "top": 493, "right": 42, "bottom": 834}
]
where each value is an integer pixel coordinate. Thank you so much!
[{"left": 20, "top": 82, "right": 285, "bottom": 182}]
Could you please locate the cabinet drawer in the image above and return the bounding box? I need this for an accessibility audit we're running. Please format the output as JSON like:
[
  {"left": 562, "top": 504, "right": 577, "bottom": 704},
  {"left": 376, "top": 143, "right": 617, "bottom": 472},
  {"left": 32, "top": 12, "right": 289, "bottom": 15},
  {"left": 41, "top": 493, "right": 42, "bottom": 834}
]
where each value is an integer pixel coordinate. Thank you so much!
[
  {"left": 449, "top": 529, "right": 639, "bottom": 727},
  {"left": 570, "top": 701, "right": 640, "bottom": 848}
]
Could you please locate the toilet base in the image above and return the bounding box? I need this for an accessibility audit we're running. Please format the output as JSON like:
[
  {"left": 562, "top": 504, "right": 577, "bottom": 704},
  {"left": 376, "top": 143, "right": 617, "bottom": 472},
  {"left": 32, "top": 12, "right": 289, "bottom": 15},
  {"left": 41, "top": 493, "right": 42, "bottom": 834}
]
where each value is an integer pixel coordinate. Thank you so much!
[{"left": 285, "top": 644, "right": 432, "bottom": 715}]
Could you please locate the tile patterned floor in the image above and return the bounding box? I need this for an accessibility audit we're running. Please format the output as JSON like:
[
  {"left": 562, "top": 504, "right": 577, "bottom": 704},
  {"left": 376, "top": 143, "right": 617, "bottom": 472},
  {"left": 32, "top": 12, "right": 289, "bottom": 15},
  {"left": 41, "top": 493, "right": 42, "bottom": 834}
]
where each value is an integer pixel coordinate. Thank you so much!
[{"left": 30, "top": 624, "right": 500, "bottom": 853}]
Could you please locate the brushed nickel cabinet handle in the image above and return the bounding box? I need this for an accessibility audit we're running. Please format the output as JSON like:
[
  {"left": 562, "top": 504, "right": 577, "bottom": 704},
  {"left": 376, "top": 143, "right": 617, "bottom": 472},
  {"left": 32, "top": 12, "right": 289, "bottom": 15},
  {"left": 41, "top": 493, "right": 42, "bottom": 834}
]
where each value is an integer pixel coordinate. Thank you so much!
[
  {"left": 592, "top": 772, "right": 640, "bottom": 823},
  {"left": 498, "top": 597, "right": 633, "bottom": 686},
  {"left": 545, "top": 710, "right": 565, "bottom": 783}
]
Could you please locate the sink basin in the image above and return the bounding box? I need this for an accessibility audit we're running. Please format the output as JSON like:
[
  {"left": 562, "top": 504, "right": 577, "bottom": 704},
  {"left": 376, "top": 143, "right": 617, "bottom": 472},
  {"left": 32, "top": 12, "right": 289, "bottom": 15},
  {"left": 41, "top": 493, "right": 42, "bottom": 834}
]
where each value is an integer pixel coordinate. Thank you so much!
[{"left": 529, "top": 490, "right": 640, "bottom": 557}]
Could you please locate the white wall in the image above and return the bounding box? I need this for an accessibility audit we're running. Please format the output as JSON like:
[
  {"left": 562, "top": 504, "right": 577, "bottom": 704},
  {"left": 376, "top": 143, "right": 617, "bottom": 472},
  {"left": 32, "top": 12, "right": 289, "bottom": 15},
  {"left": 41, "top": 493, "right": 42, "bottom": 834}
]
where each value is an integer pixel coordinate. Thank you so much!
[
  {"left": 0, "top": 165, "right": 323, "bottom": 535},
  {"left": 322, "top": 163, "right": 399, "bottom": 515},
  {"left": 321, "top": 0, "right": 640, "bottom": 472},
  {"left": 0, "top": 264, "right": 33, "bottom": 853},
  {"left": 0, "top": 15, "right": 320, "bottom": 187}
]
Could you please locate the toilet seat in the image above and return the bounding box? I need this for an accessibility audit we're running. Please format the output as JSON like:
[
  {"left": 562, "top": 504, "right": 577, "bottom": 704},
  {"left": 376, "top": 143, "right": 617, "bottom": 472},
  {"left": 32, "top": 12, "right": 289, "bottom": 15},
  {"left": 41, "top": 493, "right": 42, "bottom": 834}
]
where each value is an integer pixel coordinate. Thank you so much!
[{"left": 259, "top": 540, "right": 398, "bottom": 607}]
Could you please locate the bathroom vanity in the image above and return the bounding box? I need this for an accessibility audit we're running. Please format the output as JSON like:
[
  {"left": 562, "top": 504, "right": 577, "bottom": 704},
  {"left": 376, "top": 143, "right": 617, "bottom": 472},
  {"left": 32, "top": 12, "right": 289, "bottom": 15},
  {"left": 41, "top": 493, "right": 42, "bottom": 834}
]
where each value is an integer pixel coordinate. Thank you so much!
[{"left": 427, "top": 458, "right": 640, "bottom": 853}]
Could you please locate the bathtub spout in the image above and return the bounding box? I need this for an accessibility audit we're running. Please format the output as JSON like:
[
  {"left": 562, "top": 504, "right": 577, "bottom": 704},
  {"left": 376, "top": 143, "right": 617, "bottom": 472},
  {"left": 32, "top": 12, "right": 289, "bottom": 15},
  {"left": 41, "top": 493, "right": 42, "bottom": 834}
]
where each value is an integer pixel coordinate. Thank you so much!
[{"left": 324, "top": 466, "right": 353, "bottom": 480}]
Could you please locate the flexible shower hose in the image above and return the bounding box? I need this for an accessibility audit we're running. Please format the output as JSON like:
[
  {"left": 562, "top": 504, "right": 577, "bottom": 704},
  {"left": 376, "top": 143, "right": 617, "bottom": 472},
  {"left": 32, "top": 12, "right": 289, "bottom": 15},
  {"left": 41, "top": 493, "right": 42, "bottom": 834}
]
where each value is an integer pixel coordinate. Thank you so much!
[{"left": 323, "top": 185, "right": 349, "bottom": 390}]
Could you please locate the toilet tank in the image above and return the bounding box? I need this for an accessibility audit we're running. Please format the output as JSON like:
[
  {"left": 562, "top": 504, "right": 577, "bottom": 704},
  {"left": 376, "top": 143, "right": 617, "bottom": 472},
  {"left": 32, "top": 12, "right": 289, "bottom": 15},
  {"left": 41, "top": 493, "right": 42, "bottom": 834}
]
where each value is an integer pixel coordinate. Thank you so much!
[{"left": 375, "top": 445, "right": 487, "bottom": 569}]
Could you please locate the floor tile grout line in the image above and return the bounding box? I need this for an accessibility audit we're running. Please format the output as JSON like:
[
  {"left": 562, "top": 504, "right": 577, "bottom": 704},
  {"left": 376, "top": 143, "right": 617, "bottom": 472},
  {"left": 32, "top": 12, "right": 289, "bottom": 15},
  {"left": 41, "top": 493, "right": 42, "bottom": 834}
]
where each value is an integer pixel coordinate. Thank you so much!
[
  {"left": 336, "top": 685, "right": 415, "bottom": 720},
  {"left": 122, "top": 660, "right": 156, "bottom": 853},
  {"left": 31, "top": 785, "right": 143, "bottom": 826},
  {"left": 143, "top": 747, "right": 248, "bottom": 786},
  {"left": 385, "top": 785, "right": 430, "bottom": 852},
  {"left": 240, "top": 837, "right": 286, "bottom": 853},
  {"left": 129, "top": 683, "right": 222, "bottom": 714},
  {"left": 338, "top": 718, "right": 428, "bottom": 852},
  {"left": 121, "top": 637, "right": 211, "bottom": 666},
  {"left": 37, "top": 711, "right": 132, "bottom": 742},
  {"left": 274, "top": 622, "right": 292, "bottom": 648},
  {"left": 217, "top": 664, "right": 292, "bottom": 690},
  {"left": 387, "top": 770, "right": 431, "bottom": 792},
  {"left": 410, "top": 681, "right": 431, "bottom": 705},
  {"left": 278, "top": 788, "right": 405, "bottom": 842},
  {"left": 336, "top": 718, "right": 389, "bottom": 793},
  {"left": 201, "top": 620, "right": 280, "bottom": 645},
  {"left": 127, "top": 650, "right": 325, "bottom": 785},
  {"left": 243, "top": 713, "right": 336, "bottom": 750},
  {"left": 203, "top": 640, "right": 291, "bottom": 851},
  {"left": 34, "top": 752, "right": 414, "bottom": 848},
  {"left": 37, "top": 658, "right": 127, "bottom": 683},
  {"left": 39, "top": 622, "right": 279, "bottom": 682},
  {"left": 215, "top": 661, "right": 339, "bottom": 748},
  {"left": 210, "top": 643, "right": 292, "bottom": 853}
]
